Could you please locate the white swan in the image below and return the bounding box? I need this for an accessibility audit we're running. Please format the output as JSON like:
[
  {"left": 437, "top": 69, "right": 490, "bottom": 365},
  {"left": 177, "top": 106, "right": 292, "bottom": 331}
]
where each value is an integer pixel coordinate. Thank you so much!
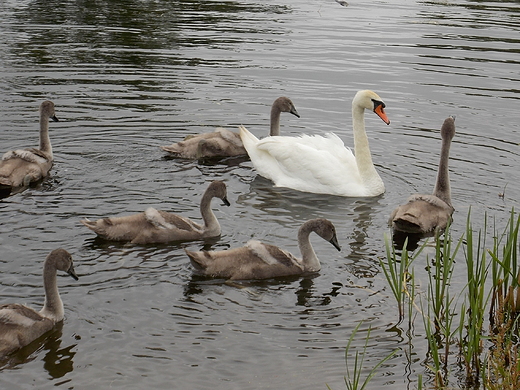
[
  {"left": 80, "top": 181, "right": 230, "bottom": 244},
  {"left": 186, "top": 218, "right": 341, "bottom": 280},
  {"left": 0, "top": 248, "right": 78, "bottom": 358},
  {"left": 389, "top": 116, "right": 456, "bottom": 234},
  {"left": 0, "top": 101, "right": 59, "bottom": 198},
  {"left": 160, "top": 97, "right": 300, "bottom": 159},
  {"left": 239, "top": 90, "right": 390, "bottom": 197}
]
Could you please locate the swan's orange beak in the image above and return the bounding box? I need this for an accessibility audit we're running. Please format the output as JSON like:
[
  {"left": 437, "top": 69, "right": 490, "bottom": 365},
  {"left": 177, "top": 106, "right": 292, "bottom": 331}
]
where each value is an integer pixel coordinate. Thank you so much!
[{"left": 374, "top": 105, "right": 390, "bottom": 125}]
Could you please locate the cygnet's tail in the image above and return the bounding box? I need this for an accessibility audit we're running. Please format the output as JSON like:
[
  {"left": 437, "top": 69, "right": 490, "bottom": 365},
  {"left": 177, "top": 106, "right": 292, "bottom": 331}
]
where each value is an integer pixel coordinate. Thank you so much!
[
  {"left": 159, "top": 143, "right": 183, "bottom": 154},
  {"left": 80, "top": 218, "right": 108, "bottom": 236},
  {"left": 185, "top": 249, "right": 210, "bottom": 272}
]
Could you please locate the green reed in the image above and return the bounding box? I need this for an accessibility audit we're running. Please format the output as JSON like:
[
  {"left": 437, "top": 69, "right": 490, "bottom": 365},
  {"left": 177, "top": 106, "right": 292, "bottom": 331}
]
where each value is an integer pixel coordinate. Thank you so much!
[
  {"left": 362, "top": 209, "right": 520, "bottom": 389},
  {"left": 489, "top": 209, "right": 520, "bottom": 330},
  {"left": 458, "top": 211, "right": 490, "bottom": 385},
  {"left": 484, "top": 302, "right": 520, "bottom": 389},
  {"left": 328, "top": 321, "right": 397, "bottom": 390},
  {"left": 420, "top": 224, "right": 462, "bottom": 387},
  {"left": 484, "top": 209, "right": 520, "bottom": 388},
  {"left": 427, "top": 222, "right": 461, "bottom": 338},
  {"left": 421, "top": 295, "right": 445, "bottom": 388},
  {"left": 382, "top": 235, "right": 425, "bottom": 323}
]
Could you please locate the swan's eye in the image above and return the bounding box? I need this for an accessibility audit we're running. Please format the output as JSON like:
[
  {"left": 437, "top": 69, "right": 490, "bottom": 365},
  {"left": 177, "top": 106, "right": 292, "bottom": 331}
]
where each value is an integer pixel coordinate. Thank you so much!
[{"left": 372, "top": 99, "right": 386, "bottom": 110}]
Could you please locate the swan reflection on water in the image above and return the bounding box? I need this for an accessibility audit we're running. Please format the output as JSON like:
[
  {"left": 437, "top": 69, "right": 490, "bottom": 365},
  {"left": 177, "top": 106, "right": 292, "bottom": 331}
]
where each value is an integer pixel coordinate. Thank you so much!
[
  {"left": 391, "top": 229, "right": 429, "bottom": 252},
  {"left": 0, "top": 322, "right": 77, "bottom": 378},
  {"left": 184, "top": 272, "right": 343, "bottom": 308}
]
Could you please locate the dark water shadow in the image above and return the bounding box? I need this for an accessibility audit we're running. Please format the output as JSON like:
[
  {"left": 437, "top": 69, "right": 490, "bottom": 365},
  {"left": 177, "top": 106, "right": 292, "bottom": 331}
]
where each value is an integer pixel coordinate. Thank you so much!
[
  {"left": 0, "top": 176, "right": 58, "bottom": 201},
  {"left": 391, "top": 230, "right": 428, "bottom": 252},
  {"left": 79, "top": 235, "right": 225, "bottom": 282},
  {"left": 83, "top": 236, "right": 220, "bottom": 254},
  {"left": 294, "top": 276, "right": 344, "bottom": 307},
  {"left": 0, "top": 322, "right": 76, "bottom": 378},
  {"left": 0, "top": 185, "right": 12, "bottom": 199},
  {"left": 239, "top": 175, "right": 386, "bottom": 223},
  {"left": 11, "top": 0, "right": 293, "bottom": 70},
  {"left": 162, "top": 152, "right": 250, "bottom": 168},
  {"left": 184, "top": 271, "right": 342, "bottom": 307}
]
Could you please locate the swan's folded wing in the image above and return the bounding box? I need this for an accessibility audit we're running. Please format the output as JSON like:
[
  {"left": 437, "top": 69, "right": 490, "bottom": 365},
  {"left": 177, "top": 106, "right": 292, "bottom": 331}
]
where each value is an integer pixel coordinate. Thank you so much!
[
  {"left": 297, "top": 133, "right": 353, "bottom": 158},
  {"left": 144, "top": 208, "right": 176, "bottom": 230},
  {"left": 143, "top": 208, "right": 202, "bottom": 232},
  {"left": 391, "top": 195, "right": 454, "bottom": 234},
  {"left": 407, "top": 194, "right": 453, "bottom": 211},
  {"left": 2, "top": 149, "right": 49, "bottom": 165},
  {"left": 215, "top": 128, "right": 242, "bottom": 146},
  {"left": 157, "top": 210, "right": 203, "bottom": 231},
  {"left": 0, "top": 305, "right": 42, "bottom": 327},
  {"left": 245, "top": 240, "right": 303, "bottom": 270},
  {"left": 254, "top": 133, "right": 360, "bottom": 193}
]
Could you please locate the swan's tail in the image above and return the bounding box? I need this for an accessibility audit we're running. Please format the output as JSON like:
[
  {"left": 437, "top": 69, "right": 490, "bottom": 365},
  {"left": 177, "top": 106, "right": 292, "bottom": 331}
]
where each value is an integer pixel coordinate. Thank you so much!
[{"left": 238, "top": 125, "right": 259, "bottom": 152}]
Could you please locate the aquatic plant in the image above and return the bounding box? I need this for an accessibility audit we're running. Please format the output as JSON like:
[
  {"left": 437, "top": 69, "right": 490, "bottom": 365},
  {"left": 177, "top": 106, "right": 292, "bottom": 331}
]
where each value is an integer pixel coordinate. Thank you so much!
[
  {"left": 419, "top": 223, "right": 462, "bottom": 387},
  {"left": 484, "top": 209, "right": 520, "bottom": 389},
  {"left": 458, "top": 211, "right": 490, "bottom": 386},
  {"left": 378, "top": 208, "right": 520, "bottom": 389},
  {"left": 381, "top": 235, "right": 424, "bottom": 323},
  {"left": 489, "top": 209, "right": 520, "bottom": 332},
  {"left": 331, "top": 208, "right": 520, "bottom": 389},
  {"left": 327, "top": 321, "right": 397, "bottom": 390}
]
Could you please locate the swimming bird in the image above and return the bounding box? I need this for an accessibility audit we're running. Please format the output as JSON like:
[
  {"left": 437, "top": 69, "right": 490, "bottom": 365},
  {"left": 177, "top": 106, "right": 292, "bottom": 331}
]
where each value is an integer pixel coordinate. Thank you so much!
[
  {"left": 239, "top": 90, "right": 390, "bottom": 197},
  {"left": 389, "top": 116, "right": 456, "bottom": 234},
  {"left": 80, "top": 181, "right": 231, "bottom": 244},
  {"left": 160, "top": 97, "right": 300, "bottom": 159},
  {"left": 186, "top": 218, "right": 341, "bottom": 280},
  {"left": 0, "top": 248, "right": 78, "bottom": 358},
  {"left": 0, "top": 101, "right": 59, "bottom": 198}
]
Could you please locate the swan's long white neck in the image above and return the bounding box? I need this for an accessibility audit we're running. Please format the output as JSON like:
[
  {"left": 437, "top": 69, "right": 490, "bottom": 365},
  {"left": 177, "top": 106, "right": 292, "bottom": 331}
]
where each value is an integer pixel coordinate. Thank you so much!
[
  {"left": 352, "top": 104, "right": 379, "bottom": 183},
  {"left": 39, "top": 110, "right": 53, "bottom": 158},
  {"left": 298, "top": 223, "right": 320, "bottom": 272},
  {"left": 40, "top": 261, "right": 64, "bottom": 322}
]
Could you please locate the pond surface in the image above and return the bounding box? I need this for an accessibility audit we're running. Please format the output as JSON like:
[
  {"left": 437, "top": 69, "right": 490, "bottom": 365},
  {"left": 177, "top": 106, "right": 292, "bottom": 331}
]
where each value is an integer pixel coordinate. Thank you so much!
[{"left": 0, "top": 0, "right": 519, "bottom": 388}]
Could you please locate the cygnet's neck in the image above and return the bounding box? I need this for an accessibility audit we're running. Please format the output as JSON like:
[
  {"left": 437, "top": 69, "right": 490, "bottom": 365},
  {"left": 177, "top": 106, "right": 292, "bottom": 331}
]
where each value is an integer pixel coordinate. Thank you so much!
[
  {"left": 270, "top": 104, "right": 282, "bottom": 136},
  {"left": 39, "top": 111, "right": 53, "bottom": 158},
  {"left": 39, "top": 261, "right": 64, "bottom": 322},
  {"left": 298, "top": 222, "right": 320, "bottom": 272},
  {"left": 433, "top": 135, "right": 453, "bottom": 206},
  {"left": 200, "top": 192, "right": 220, "bottom": 235}
]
